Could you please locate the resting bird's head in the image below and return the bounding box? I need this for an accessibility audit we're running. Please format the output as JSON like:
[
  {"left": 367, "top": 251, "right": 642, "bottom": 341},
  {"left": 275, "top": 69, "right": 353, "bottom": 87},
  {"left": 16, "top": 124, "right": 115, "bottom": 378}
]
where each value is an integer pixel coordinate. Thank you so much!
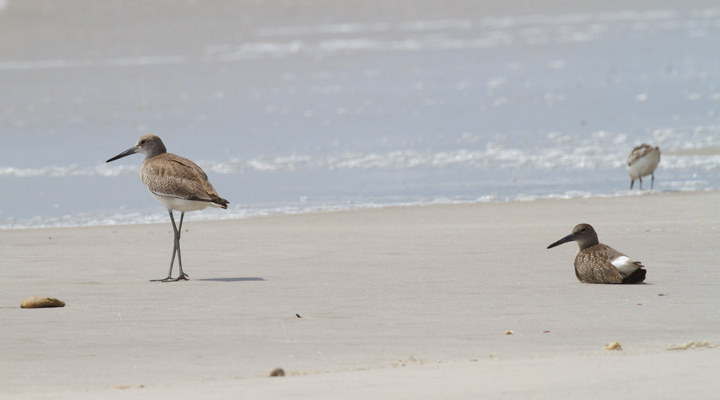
[{"left": 547, "top": 223, "right": 599, "bottom": 250}]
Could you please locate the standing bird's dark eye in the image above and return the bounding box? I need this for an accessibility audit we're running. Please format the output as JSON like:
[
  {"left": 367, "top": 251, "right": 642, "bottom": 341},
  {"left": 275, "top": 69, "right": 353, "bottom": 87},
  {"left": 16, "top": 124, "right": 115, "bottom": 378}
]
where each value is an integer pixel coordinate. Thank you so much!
[{"left": 140, "top": 140, "right": 146, "bottom": 145}]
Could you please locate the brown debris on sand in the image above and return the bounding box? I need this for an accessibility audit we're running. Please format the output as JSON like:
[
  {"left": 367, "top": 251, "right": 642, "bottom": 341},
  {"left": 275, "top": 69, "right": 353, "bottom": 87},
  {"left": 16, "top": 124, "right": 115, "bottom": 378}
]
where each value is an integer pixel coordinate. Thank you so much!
[
  {"left": 20, "top": 296, "right": 65, "bottom": 309},
  {"left": 270, "top": 368, "right": 285, "bottom": 377}
]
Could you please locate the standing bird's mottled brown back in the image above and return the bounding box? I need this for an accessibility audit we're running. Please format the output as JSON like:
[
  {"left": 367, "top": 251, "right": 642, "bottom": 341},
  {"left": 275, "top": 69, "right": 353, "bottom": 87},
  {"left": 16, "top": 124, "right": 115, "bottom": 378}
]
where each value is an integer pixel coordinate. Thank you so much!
[{"left": 142, "top": 153, "right": 228, "bottom": 208}]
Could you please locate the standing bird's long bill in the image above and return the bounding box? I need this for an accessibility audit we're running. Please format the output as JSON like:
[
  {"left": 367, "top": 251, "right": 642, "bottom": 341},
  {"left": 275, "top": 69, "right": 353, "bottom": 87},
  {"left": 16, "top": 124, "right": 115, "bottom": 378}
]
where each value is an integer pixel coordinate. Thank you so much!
[
  {"left": 106, "top": 147, "right": 138, "bottom": 162},
  {"left": 547, "top": 234, "right": 575, "bottom": 249}
]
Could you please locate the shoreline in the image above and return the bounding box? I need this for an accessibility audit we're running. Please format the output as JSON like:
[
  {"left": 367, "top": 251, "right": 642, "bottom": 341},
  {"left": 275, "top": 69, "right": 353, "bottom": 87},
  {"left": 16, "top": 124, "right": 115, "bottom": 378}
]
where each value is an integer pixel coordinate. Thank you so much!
[{"left": 2, "top": 187, "right": 717, "bottom": 231}]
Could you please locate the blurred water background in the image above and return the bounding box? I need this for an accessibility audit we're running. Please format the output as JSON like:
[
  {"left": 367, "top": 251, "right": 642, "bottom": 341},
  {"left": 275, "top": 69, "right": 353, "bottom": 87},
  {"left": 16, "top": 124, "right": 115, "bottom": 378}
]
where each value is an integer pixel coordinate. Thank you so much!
[{"left": 1, "top": 0, "right": 719, "bottom": 229}]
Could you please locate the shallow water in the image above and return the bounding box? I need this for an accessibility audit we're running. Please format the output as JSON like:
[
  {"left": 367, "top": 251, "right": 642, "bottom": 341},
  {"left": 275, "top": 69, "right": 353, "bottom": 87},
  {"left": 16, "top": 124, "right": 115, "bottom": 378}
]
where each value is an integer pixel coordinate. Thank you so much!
[{"left": 1, "top": 1, "right": 719, "bottom": 228}]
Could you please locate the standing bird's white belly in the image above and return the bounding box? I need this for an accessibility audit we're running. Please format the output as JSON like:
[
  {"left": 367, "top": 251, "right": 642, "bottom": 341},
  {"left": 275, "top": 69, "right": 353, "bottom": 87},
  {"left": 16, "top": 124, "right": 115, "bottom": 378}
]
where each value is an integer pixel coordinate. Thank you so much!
[
  {"left": 151, "top": 193, "right": 216, "bottom": 212},
  {"left": 628, "top": 151, "right": 660, "bottom": 180}
]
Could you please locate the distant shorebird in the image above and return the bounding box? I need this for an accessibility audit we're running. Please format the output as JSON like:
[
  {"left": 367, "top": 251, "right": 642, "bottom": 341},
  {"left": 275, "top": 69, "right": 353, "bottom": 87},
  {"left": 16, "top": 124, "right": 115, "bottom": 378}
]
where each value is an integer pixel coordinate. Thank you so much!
[
  {"left": 627, "top": 144, "right": 661, "bottom": 190},
  {"left": 107, "top": 135, "right": 229, "bottom": 282},
  {"left": 547, "top": 223, "right": 646, "bottom": 284}
]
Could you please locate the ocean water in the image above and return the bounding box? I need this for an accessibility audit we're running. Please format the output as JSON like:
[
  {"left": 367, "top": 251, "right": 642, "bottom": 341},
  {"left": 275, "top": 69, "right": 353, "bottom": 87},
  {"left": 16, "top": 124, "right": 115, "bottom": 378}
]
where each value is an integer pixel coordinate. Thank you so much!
[{"left": 1, "top": 1, "right": 719, "bottom": 229}]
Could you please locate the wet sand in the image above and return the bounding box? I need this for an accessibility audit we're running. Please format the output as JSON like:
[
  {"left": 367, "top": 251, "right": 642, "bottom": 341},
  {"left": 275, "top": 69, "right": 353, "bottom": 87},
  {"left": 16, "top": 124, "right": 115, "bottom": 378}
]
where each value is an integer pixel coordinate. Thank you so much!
[{"left": 1, "top": 191, "right": 719, "bottom": 399}]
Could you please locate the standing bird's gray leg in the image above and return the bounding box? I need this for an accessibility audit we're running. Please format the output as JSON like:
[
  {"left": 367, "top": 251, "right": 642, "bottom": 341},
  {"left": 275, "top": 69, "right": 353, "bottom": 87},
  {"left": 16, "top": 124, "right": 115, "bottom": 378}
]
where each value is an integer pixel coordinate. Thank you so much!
[
  {"left": 151, "top": 210, "right": 187, "bottom": 282},
  {"left": 639, "top": 176, "right": 643, "bottom": 190},
  {"left": 651, "top": 173, "right": 655, "bottom": 190},
  {"left": 630, "top": 179, "right": 634, "bottom": 190},
  {"left": 172, "top": 212, "right": 189, "bottom": 281}
]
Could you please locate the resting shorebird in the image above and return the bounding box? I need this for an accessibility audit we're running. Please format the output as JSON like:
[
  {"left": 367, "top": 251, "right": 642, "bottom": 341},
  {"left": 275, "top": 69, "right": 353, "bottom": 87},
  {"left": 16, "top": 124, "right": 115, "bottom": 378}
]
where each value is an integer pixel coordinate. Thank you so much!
[
  {"left": 107, "top": 134, "right": 229, "bottom": 282},
  {"left": 627, "top": 144, "right": 661, "bottom": 190},
  {"left": 547, "top": 223, "right": 646, "bottom": 284}
]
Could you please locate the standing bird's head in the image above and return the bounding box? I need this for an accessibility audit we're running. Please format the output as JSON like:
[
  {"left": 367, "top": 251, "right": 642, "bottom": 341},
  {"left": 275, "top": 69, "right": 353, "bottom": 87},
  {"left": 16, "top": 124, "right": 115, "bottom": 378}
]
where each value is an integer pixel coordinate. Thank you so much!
[{"left": 107, "top": 134, "right": 167, "bottom": 162}]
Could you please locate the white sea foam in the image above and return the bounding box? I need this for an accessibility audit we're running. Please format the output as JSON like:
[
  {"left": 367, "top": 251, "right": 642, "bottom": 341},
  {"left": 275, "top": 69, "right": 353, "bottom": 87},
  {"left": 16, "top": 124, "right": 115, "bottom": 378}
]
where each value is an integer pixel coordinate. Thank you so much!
[
  {"left": 2, "top": 9, "right": 717, "bottom": 70},
  {"left": 0, "top": 149, "right": 616, "bottom": 177},
  {"left": 256, "top": 11, "right": 684, "bottom": 37},
  {"left": 0, "top": 56, "right": 188, "bottom": 70},
  {"left": 2, "top": 128, "right": 719, "bottom": 178},
  {"left": 0, "top": 164, "right": 139, "bottom": 178}
]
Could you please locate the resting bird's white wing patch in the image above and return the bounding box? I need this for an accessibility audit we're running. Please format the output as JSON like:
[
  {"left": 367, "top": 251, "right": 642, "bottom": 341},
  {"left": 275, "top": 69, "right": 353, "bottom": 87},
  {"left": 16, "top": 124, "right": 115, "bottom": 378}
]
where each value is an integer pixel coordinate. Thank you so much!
[{"left": 611, "top": 256, "right": 641, "bottom": 275}]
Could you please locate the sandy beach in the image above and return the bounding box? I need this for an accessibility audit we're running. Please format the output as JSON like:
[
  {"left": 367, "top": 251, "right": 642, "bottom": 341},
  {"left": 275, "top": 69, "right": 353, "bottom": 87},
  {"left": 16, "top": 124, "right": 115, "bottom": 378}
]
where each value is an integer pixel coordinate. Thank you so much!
[
  {"left": 3, "top": 0, "right": 720, "bottom": 228},
  {"left": 1, "top": 191, "right": 718, "bottom": 399}
]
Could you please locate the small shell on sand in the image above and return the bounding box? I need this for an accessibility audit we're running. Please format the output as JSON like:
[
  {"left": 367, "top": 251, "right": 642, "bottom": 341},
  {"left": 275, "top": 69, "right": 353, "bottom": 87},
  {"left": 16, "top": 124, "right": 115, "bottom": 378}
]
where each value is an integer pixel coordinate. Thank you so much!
[
  {"left": 269, "top": 368, "right": 285, "bottom": 377},
  {"left": 20, "top": 296, "right": 65, "bottom": 309},
  {"left": 604, "top": 341, "right": 622, "bottom": 350},
  {"left": 504, "top": 330, "right": 514, "bottom": 335}
]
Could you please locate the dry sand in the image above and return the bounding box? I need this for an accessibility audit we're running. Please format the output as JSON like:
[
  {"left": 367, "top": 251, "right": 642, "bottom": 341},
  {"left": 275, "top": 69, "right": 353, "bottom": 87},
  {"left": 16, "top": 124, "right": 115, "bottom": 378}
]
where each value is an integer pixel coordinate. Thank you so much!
[{"left": 1, "top": 191, "right": 719, "bottom": 399}]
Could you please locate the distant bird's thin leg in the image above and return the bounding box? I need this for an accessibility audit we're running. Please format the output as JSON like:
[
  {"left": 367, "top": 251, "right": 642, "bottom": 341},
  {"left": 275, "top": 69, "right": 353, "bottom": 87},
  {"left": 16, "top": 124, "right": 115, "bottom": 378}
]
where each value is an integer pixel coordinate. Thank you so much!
[
  {"left": 171, "top": 212, "right": 189, "bottom": 281},
  {"left": 630, "top": 179, "right": 634, "bottom": 190},
  {"left": 151, "top": 210, "right": 181, "bottom": 282},
  {"left": 639, "top": 176, "right": 643, "bottom": 190},
  {"left": 651, "top": 173, "right": 655, "bottom": 190}
]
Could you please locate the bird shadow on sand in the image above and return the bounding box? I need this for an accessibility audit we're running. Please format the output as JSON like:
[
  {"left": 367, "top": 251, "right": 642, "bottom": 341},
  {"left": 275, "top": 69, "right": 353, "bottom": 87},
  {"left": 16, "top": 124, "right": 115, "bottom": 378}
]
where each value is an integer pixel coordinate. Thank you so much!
[{"left": 196, "top": 277, "right": 265, "bottom": 282}]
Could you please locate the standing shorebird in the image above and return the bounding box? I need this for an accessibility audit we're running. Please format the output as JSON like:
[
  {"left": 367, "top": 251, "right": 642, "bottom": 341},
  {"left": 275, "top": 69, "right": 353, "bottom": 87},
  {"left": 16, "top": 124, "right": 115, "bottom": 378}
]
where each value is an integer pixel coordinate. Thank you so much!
[
  {"left": 547, "top": 223, "right": 647, "bottom": 284},
  {"left": 627, "top": 144, "right": 661, "bottom": 190},
  {"left": 107, "top": 134, "right": 229, "bottom": 282}
]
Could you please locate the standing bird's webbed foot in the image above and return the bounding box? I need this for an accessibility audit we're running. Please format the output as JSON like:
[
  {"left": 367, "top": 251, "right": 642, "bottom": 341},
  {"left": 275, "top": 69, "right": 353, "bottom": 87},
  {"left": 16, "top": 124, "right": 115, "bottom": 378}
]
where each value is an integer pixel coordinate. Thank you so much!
[
  {"left": 150, "top": 273, "right": 189, "bottom": 282},
  {"left": 150, "top": 276, "right": 175, "bottom": 282},
  {"left": 171, "top": 273, "right": 189, "bottom": 281}
]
